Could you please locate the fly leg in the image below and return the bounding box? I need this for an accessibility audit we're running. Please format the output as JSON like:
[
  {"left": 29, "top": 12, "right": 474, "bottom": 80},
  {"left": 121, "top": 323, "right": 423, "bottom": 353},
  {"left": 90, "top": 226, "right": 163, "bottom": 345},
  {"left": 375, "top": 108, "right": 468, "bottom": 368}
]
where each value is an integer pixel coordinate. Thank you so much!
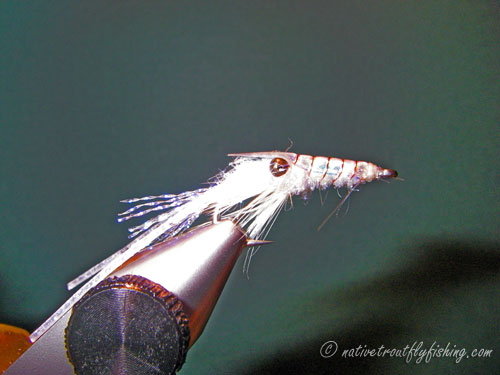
[{"left": 317, "top": 183, "right": 360, "bottom": 231}]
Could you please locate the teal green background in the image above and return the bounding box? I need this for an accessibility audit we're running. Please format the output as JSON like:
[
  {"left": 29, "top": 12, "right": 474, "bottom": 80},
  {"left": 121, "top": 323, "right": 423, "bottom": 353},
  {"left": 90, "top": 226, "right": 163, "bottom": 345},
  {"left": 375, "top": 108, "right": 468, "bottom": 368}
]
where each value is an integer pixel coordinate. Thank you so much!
[{"left": 1, "top": 1, "right": 499, "bottom": 374}]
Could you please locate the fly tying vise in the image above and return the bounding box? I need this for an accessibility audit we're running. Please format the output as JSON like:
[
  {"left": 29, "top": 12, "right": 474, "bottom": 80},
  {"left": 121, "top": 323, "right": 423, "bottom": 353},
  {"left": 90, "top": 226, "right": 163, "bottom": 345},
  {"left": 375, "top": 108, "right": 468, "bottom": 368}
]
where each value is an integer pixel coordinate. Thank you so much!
[{"left": 30, "top": 151, "right": 397, "bottom": 342}]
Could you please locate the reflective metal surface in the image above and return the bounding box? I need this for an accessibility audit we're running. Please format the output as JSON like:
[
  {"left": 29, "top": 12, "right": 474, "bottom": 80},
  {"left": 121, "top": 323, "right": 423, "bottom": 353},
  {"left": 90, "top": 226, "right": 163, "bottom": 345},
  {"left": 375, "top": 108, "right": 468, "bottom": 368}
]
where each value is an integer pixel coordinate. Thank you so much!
[
  {"left": 5, "top": 221, "right": 251, "bottom": 374},
  {"left": 66, "top": 275, "right": 189, "bottom": 375},
  {"left": 113, "top": 220, "right": 248, "bottom": 346}
]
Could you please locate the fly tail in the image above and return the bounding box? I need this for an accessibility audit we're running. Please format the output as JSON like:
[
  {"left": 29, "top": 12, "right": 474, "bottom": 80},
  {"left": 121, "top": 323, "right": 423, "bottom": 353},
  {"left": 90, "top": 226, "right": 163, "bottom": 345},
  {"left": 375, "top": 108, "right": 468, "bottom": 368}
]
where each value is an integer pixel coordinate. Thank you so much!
[{"left": 66, "top": 188, "right": 208, "bottom": 291}]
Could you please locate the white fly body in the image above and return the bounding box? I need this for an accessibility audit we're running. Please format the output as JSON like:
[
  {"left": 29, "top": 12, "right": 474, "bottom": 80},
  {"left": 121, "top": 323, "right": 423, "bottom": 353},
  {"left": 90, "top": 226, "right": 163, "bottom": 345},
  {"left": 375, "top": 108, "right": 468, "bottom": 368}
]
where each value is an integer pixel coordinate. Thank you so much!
[{"left": 30, "top": 151, "right": 397, "bottom": 342}]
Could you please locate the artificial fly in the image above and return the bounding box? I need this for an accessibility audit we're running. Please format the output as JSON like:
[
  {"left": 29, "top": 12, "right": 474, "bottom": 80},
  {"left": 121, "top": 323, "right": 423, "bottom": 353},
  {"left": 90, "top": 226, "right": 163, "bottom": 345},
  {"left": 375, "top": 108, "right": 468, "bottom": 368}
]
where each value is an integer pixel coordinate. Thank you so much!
[{"left": 30, "top": 151, "right": 397, "bottom": 342}]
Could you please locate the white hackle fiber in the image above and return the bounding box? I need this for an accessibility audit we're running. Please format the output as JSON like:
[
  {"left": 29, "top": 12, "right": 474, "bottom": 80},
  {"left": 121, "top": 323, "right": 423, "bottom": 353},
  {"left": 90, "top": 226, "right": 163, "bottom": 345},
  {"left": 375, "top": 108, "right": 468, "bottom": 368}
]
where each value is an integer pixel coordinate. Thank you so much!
[{"left": 66, "top": 153, "right": 309, "bottom": 291}]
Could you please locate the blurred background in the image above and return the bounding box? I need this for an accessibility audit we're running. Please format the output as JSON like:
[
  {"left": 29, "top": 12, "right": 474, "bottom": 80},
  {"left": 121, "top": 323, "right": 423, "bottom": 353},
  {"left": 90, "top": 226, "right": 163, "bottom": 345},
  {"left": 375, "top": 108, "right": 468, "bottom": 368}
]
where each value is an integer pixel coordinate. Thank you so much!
[{"left": 1, "top": 1, "right": 499, "bottom": 374}]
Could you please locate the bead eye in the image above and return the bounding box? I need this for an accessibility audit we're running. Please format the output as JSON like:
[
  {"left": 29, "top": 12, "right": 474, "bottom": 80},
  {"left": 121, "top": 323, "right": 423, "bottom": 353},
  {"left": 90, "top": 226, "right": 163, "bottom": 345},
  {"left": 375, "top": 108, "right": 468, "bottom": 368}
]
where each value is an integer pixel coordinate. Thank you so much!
[{"left": 269, "top": 157, "right": 290, "bottom": 177}]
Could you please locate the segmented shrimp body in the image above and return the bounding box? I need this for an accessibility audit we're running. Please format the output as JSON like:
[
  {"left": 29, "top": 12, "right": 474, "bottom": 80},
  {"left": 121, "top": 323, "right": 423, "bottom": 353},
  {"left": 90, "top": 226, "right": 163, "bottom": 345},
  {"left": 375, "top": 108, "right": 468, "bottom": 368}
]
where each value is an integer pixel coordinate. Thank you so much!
[
  {"left": 224, "top": 152, "right": 397, "bottom": 234},
  {"left": 292, "top": 153, "right": 397, "bottom": 190}
]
